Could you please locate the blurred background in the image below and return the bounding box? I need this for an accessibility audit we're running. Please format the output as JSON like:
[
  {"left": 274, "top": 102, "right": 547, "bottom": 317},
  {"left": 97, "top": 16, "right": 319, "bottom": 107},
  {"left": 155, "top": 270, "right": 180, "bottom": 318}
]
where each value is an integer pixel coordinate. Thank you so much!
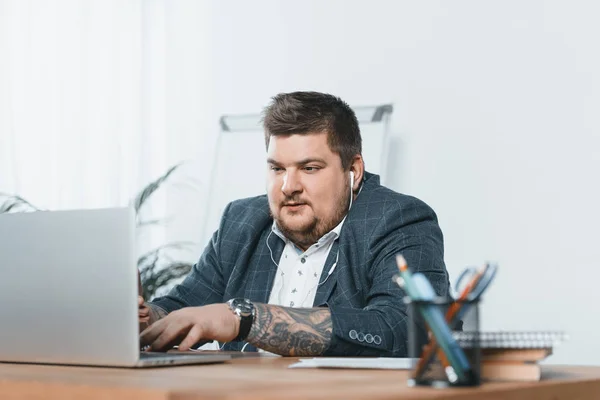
[{"left": 1, "top": 0, "right": 599, "bottom": 365}]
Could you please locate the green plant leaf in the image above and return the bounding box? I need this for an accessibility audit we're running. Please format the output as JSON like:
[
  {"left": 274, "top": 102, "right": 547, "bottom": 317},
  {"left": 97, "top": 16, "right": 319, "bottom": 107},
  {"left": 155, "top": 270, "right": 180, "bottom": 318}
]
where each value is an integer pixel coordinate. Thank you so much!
[
  {"left": 0, "top": 193, "right": 39, "bottom": 213},
  {"left": 137, "top": 241, "right": 197, "bottom": 300},
  {"left": 140, "top": 261, "right": 194, "bottom": 301},
  {"left": 132, "top": 163, "right": 181, "bottom": 214}
]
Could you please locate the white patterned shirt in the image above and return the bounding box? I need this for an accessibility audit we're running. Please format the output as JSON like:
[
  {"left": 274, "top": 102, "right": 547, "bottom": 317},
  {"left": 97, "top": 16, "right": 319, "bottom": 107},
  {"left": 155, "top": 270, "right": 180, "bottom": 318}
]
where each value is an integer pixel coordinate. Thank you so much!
[{"left": 267, "top": 218, "right": 345, "bottom": 308}]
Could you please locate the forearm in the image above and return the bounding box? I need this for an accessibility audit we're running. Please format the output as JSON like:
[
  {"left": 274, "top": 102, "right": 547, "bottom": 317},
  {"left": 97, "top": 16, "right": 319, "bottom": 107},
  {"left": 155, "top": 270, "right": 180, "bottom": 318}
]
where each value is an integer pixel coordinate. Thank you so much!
[{"left": 246, "top": 303, "right": 332, "bottom": 356}]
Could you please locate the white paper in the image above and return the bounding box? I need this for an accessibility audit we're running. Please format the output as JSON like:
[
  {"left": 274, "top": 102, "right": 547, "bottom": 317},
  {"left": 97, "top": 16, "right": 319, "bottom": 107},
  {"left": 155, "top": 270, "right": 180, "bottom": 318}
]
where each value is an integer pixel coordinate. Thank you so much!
[{"left": 288, "top": 357, "right": 416, "bottom": 370}]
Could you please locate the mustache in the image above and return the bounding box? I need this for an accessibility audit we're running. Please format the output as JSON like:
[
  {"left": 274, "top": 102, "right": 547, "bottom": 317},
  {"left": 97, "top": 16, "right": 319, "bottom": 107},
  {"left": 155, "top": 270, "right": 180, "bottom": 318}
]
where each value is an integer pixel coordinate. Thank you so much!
[{"left": 281, "top": 197, "right": 310, "bottom": 207}]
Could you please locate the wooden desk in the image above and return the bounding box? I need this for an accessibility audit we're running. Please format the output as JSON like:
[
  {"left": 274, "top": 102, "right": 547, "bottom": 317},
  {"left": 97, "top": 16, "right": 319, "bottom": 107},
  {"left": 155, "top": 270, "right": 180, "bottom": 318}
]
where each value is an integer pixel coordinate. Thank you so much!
[{"left": 1, "top": 354, "right": 599, "bottom": 400}]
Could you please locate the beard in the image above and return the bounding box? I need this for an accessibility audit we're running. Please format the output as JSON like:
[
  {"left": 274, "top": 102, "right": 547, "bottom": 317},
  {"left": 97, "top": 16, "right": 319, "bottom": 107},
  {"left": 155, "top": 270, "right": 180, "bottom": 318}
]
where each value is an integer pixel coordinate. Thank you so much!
[{"left": 271, "top": 183, "right": 351, "bottom": 250}]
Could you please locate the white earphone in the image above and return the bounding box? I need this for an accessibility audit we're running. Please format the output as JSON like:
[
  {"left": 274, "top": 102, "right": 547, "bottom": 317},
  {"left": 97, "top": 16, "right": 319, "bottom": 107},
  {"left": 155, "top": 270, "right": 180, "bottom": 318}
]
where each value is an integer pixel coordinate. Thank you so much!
[
  {"left": 348, "top": 171, "right": 354, "bottom": 211},
  {"left": 319, "top": 249, "right": 338, "bottom": 283}
]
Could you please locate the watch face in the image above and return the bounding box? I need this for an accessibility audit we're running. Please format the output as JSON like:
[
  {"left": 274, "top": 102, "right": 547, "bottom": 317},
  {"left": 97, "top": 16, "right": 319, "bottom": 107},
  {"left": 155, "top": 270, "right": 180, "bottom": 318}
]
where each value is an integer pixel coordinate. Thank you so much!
[{"left": 231, "top": 298, "right": 253, "bottom": 317}]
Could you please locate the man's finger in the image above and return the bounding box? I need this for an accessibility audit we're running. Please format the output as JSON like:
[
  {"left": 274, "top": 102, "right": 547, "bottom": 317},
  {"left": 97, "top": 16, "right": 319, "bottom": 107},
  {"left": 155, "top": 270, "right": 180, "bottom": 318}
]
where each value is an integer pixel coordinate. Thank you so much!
[
  {"left": 139, "top": 307, "right": 150, "bottom": 318},
  {"left": 140, "top": 318, "right": 167, "bottom": 346},
  {"left": 178, "top": 325, "right": 204, "bottom": 352},
  {"left": 138, "top": 296, "right": 145, "bottom": 306},
  {"left": 148, "top": 320, "right": 189, "bottom": 352}
]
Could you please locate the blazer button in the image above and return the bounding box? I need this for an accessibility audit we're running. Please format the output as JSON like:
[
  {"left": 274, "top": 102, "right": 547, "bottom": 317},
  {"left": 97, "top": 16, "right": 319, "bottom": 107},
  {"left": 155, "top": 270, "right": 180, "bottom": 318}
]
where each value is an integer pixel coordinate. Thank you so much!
[
  {"left": 357, "top": 332, "right": 365, "bottom": 342},
  {"left": 365, "top": 334, "right": 374, "bottom": 344},
  {"left": 374, "top": 335, "right": 382, "bottom": 345},
  {"left": 349, "top": 330, "right": 357, "bottom": 340}
]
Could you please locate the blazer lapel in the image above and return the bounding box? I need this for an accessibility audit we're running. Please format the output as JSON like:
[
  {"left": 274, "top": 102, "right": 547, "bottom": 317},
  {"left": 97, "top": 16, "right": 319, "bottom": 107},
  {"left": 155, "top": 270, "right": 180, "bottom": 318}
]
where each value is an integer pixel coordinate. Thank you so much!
[
  {"left": 243, "top": 230, "right": 284, "bottom": 304},
  {"left": 313, "top": 241, "right": 340, "bottom": 307}
]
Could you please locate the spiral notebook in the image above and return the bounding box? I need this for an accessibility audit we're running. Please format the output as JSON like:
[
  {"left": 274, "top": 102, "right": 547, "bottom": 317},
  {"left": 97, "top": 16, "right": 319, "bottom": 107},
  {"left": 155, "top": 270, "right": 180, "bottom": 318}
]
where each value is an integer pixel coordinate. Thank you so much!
[{"left": 452, "top": 331, "right": 568, "bottom": 349}]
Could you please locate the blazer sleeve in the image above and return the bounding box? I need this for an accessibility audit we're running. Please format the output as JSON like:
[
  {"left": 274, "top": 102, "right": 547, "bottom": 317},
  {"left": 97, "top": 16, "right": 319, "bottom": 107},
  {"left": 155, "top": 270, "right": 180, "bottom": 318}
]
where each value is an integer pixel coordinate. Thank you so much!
[
  {"left": 323, "top": 197, "right": 450, "bottom": 357},
  {"left": 148, "top": 204, "right": 230, "bottom": 314}
]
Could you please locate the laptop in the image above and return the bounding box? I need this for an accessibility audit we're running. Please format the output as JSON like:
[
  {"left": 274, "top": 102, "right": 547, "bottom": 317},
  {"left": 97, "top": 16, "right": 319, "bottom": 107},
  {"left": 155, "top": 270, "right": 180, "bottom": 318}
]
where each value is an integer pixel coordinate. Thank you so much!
[{"left": 0, "top": 207, "right": 231, "bottom": 368}]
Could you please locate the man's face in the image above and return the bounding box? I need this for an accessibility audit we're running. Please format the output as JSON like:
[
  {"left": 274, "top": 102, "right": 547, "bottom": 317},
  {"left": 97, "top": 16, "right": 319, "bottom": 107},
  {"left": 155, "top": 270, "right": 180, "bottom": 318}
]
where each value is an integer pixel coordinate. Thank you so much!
[{"left": 266, "top": 132, "right": 350, "bottom": 250}]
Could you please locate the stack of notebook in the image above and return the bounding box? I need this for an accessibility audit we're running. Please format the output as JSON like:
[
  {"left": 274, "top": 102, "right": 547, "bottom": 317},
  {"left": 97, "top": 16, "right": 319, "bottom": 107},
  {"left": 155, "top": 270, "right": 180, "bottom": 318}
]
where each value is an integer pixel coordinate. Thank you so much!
[{"left": 454, "top": 331, "right": 568, "bottom": 382}]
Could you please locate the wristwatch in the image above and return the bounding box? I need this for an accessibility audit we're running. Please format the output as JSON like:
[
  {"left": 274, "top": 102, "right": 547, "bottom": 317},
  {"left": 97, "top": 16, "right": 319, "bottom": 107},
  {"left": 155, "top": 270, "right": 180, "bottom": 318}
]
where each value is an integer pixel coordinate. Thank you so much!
[{"left": 227, "top": 298, "right": 255, "bottom": 342}]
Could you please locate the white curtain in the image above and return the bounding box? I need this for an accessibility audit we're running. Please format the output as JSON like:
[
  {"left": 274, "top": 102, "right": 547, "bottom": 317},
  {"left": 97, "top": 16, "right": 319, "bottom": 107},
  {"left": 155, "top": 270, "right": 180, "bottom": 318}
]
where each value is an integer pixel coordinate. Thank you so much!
[{"left": 0, "top": 0, "right": 168, "bottom": 214}]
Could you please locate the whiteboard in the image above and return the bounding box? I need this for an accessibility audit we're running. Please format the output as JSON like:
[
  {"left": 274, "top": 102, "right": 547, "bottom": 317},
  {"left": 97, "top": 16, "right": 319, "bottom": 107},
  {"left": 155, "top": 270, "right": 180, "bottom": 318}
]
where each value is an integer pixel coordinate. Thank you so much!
[{"left": 200, "top": 104, "right": 393, "bottom": 245}]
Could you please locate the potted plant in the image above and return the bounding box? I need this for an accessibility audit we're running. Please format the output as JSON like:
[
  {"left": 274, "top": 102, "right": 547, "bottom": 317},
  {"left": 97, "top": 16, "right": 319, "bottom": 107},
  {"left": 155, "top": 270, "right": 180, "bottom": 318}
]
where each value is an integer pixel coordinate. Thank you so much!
[{"left": 0, "top": 164, "right": 194, "bottom": 300}]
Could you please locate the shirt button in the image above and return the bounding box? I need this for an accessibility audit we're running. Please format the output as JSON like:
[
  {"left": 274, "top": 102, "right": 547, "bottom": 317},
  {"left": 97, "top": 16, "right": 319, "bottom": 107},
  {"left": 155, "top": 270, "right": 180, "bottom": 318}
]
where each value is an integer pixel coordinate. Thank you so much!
[
  {"left": 357, "top": 332, "right": 365, "bottom": 342},
  {"left": 349, "top": 330, "right": 357, "bottom": 340},
  {"left": 301, "top": 258, "right": 306, "bottom": 263},
  {"left": 374, "top": 335, "right": 382, "bottom": 345},
  {"left": 365, "top": 334, "right": 374, "bottom": 344}
]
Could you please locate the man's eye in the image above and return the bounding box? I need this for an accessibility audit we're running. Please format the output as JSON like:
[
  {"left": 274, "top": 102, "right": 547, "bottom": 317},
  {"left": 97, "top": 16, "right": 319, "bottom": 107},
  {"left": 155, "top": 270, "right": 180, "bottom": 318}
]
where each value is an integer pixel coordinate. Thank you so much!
[
  {"left": 270, "top": 166, "right": 283, "bottom": 172},
  {"left": 303, "top": 166, "right": 320, "bottom": 172}
]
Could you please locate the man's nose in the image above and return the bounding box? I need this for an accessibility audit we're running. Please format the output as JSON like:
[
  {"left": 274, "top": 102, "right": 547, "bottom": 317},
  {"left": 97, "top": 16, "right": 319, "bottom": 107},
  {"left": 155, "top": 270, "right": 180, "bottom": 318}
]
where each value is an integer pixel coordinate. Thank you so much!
[{"left": 281, "top": 171, "right": 302, "bottom": 196}]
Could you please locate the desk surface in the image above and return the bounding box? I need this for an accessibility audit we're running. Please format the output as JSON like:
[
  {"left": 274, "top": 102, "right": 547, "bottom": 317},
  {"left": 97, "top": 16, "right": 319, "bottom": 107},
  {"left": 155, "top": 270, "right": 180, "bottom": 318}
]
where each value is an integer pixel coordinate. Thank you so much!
[{"left": 1, "top": 353, "right": 600, "bottom": 400}]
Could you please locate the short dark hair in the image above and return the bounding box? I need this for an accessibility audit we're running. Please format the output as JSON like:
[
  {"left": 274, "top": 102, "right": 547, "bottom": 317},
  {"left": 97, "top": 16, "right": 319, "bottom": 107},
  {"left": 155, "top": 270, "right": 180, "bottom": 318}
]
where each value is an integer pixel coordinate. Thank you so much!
[{"left": 262, "top": 91, "right": 361, "bottom": 170}]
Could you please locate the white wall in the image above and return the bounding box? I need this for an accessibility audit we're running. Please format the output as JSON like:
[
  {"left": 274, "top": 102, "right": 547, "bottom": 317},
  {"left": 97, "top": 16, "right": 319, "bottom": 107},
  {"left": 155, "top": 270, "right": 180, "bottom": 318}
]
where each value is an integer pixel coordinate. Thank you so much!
[{"left": 164, "top": 0, "right": 600, "bottom": 365}]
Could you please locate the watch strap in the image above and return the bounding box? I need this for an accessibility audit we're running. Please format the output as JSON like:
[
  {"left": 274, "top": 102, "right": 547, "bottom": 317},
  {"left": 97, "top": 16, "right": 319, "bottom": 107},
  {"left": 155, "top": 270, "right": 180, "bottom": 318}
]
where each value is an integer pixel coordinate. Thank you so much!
[{"left": 228, "top": 298, "right": 255, "bottom": 342}]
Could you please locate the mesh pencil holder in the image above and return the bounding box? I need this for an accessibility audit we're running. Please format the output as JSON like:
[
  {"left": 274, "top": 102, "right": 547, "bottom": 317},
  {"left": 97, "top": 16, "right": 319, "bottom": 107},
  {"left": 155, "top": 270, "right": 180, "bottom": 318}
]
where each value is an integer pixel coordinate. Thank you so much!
[{"left": 404, "top": 297, "right": 481, "bottom": 388}]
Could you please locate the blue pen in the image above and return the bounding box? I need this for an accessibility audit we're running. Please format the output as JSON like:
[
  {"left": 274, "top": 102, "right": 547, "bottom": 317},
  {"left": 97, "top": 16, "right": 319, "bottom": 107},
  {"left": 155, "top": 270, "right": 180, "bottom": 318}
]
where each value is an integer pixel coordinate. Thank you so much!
[{"left": 395, "top": 255, "right": 470, "bottom": 383}]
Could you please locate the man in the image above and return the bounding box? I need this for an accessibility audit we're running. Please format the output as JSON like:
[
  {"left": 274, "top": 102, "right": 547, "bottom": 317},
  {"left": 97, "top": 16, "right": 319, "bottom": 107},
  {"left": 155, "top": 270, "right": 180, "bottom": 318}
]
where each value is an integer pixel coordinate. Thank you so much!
[{"left": 139, "top": 91, "right": 450, "bottom": 356}]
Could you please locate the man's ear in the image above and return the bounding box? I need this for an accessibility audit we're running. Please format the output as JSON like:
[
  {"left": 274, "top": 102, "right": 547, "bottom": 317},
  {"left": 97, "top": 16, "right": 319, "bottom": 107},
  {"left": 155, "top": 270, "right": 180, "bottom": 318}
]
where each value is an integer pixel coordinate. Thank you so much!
[{"left": 349, "top": 155, "right": 364, "bottom": 192}]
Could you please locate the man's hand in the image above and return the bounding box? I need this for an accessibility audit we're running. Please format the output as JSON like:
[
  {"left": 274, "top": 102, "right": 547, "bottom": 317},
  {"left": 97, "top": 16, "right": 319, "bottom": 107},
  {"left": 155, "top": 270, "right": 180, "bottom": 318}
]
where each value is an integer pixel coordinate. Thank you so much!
[
  {"left": 139, "top": 296, "right": 150, "bottom": 326},
  {"left": 139, "top": 297, "right": 168, "bottom": 332},
  {"left": 139, "top": 304, "right": 239, "bottom": 352},
  {"left": 137, "top": 269, "right": 144, "bottom": 297},
  {"left": 137, "top": 269, "right": 152, "bottom": 331}
]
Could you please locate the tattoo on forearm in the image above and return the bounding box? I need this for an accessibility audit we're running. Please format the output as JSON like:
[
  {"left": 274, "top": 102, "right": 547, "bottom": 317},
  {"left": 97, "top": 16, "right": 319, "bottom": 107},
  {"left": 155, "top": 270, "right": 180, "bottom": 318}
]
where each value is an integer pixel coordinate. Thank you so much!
[{"left": 247, "top": 304, "right": 332, "bottom": 356}]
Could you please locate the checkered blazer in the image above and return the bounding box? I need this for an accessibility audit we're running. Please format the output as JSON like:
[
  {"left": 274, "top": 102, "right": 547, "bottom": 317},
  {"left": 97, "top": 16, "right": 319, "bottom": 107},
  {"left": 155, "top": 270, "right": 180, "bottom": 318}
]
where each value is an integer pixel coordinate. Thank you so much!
[{"left": 151, "top": 172, "right": 450, "bottom": 356}]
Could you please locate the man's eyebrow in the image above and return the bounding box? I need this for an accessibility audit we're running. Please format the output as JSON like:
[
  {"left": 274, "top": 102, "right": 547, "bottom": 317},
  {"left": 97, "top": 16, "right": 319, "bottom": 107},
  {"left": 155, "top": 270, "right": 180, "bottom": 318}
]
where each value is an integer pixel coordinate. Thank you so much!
[
  {"left": 266, "top": 158, "right": 327, "bottom": 166},
  {"left": 295, "top": 158, "right": 327, "bottom": 166}
]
